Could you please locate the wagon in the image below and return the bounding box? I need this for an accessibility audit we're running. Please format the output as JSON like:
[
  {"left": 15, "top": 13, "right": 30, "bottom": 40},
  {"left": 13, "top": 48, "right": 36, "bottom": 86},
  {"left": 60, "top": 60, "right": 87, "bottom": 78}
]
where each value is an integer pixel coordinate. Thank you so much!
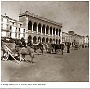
[
  {"left": 46, "top": 43, "right": 64, "bottom": 54},
  {"left": 1, "top": 42, "right": 20, "bottom": 61}
]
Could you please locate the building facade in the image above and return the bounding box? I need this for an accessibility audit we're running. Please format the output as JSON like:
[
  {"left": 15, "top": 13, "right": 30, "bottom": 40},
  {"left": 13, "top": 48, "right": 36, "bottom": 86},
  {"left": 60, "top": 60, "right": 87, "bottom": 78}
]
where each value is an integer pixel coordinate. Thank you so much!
[
  {"left": 1, "top": 11, "right": 88, "bottom": 46},
  {"left": 62, "top": 31, "right": 85, "bottom": 46},
  {"left": 1, "top": 15, "right": 26, "bottom": 40},
  {"left": 62, "top": 32, "right": 70, "bottom": 42},
  {"left": 1, "top": 11, "right": 62, "bottom": 44},
  {"left": 19, "top": 11, "right": 62, "bottom": 44},
  {"left": 83, "top": 35, "right": 89, "bottom": 47}
]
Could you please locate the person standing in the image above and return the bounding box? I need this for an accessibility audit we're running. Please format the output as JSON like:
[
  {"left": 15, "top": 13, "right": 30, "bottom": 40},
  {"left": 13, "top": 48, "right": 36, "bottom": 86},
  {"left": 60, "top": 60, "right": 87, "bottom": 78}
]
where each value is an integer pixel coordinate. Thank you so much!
[
  {"left": 61, "top": 43, "right": 65, "bottom": 55},
  {"left": 67, "top": 42, "right": 70, "bottom": 53}
]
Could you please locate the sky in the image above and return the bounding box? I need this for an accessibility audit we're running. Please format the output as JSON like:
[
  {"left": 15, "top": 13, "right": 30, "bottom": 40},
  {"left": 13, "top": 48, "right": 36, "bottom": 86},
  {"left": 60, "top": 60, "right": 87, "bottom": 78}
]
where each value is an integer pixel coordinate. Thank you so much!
[{"left": 1, "top": 1, "right": 89, "bottom": 36}]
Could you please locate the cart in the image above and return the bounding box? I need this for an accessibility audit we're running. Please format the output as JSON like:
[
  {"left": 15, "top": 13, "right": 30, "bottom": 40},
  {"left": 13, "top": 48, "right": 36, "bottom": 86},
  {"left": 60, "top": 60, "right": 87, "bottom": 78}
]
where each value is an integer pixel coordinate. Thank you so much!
[{"left": 1, "top": 42, "right": 19, "bottom": 61}]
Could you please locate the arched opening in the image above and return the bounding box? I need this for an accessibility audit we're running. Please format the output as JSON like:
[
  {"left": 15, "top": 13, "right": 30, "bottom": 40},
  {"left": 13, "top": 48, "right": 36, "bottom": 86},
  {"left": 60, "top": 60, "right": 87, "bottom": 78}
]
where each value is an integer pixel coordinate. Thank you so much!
[
  {"left": 59, "top": 29, "right": 61, "bottom": 36},
  {"left": 59, "top": 39, "right": 61, "bottom": 44},
  {"left": 50, "top": 27, "right": 52, "bottom": 35},
  {"left": 46, "top": 38, "right": 49, "bottom": 43},
  {"left": 42, "top": 37, "right": 45, "bottom": 43},
  {"left": 53, "top": 39, "right": 55, "bottom": 44},
  {"left": 38, "top": 36, "right": 41, "bottom": 42},
  {"left": 56, "top": 29, "right": 58, "bottom": 35},
  {"left": 50, "top": 38, "right": 52, "bottom": 43},
  {"left": 33, "top": 22, "right": 37, "bottom": 31},
  {"left": 28, "top": 21, "right": 32, "bottom": 30},
  {"left": 46, "top": 26, "right": 49, "bottom": 34},
  {"left": 56, "top": 39, "right": 58, "bottom": 44},
  {"left": 33, "top": 36, "right": 37, "bottom": 43},
  {"left": 42, "top": 25, "right": 45, "bottom": 34},
  {"left": 28, "top": 35, "right": 32, "bottom": 46},
  {"left": 28, "top": 35, "right": 32, "bottom": 42},
  {"left": 53, "top": 28, "right": 55, "bottom": 35},
  {"left": 38, "top": 23, "right": 41, "bottom": 33}
]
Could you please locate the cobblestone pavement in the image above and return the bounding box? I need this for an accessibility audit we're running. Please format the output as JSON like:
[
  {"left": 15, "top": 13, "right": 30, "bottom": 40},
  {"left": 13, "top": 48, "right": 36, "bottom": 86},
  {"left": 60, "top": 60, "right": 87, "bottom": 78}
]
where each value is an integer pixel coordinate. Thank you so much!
[{"left": 1, "top": 48, "right": 89, "bottom": 82}]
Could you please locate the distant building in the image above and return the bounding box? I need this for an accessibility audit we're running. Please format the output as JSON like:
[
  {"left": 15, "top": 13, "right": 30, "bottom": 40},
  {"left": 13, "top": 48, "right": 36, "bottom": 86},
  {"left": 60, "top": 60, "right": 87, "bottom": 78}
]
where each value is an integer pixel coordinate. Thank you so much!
[
  {"left": 62, "top": 32, "right": 69, "bottom": 42},
  {"left": 83, "top": 35, "right": 89, "bottom": 47},
  {"left": 62, "top": 31, "right": 85, "bottom": 46}
]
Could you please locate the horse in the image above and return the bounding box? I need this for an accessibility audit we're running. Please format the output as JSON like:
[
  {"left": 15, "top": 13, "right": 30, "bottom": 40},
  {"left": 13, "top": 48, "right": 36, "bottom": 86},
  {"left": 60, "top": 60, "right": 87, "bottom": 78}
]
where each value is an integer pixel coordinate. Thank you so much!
[
  {"left": 49, "top": 43, "right": 65, "bottom": 54},
  {"left": 32, "top": 42, "right": 44, "bottom": 54}
]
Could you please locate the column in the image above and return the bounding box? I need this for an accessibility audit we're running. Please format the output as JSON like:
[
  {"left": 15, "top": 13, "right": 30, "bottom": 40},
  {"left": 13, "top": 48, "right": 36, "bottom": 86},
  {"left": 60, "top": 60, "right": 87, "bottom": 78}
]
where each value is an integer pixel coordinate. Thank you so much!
[
  {"left": 41, "top": 25, "right": 42, "bottom": 35},
  {"left": 37, "top": 25, "right": 38, "bottom": 34},
  {"left": 25, "top": 32, "right": 28, "bottom": 44},
  {"left": 32, "top": 39, "right": 33, "bottom": 43},
  {"left": 32, "top": 24, "right": 33, "bottom": 33},
  {"left": 45, "top": 26, "right": 46, "bottom": 35},
  {"left": 48, "top": 28, "right": 50, "bottom": 36},
  {"left": 55, "top": 29, "right": 56, "bottom": 36},
  {"left": 41, "top": 37, "right": 42, "bottom": 42}
]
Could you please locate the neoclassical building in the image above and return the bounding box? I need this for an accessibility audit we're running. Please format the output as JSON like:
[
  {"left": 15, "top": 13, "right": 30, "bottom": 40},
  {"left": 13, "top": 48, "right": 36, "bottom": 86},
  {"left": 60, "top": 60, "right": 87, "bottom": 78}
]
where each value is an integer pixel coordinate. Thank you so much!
[
  {"left": 1, "top": 11, "right": 62, "bottom": 44},
  {"left": 19, "top": 11, "right": 62, "bottom": 44}
]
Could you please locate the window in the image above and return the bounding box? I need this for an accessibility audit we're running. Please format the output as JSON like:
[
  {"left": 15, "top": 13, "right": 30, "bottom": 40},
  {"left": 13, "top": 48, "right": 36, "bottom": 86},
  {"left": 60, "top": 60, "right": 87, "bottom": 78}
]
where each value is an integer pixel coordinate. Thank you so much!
[
  {"left": 3, "top": 23, "right": 7, "bottom": 29},
  {"left": 12, "top": 22, "right": 14, "bottom": 25},
  {"left": 18, "top": 34, "right": 20, "bottom": 39},
  {"left": 3, "top": 18, "right": 7, "bottom": 23},
  {"left": 23, "top": 33, "right": 25, "bottom": 38},
  {"left": 1, "top": 17, "right": 3, "bottom": 22},
  {"left": 1, "top": 24, "right": 3, "bottom": 29},
  {"left": 20, "top": 34, "right": 23, "bottom": 39},
  {"left": 20, "top": 24, "right": 22, "bottom": 27},
  {"left": 10, "top": 26, "right": 12, "bottom": 30},
  {"left": 15, "top": 32, "right": 17, "bottom": 38},
  {"left": 11, "top": 33, "right": 15, "bottom": 38},
  {"left": 19, "top": 28, "right": 20, "bottom": 32},
  {"left": 24, "top": 29, "right": 25, "bottom": 32},
  {"left": 10, "top": 32, "right": 11, "bottom": 37},
  {"left": 1, "top": 31, "right": 6, "bottom": 37},
  {"left": 7, "top": 24, "right": 9, "bottom": 29}
]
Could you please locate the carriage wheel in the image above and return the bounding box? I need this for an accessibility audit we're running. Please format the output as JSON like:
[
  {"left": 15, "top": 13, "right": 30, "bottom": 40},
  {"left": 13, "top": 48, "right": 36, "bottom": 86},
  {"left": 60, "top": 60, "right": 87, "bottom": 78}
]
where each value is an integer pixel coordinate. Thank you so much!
[{"left": 3, "top": 51, "right": 9, "bottom": 61}]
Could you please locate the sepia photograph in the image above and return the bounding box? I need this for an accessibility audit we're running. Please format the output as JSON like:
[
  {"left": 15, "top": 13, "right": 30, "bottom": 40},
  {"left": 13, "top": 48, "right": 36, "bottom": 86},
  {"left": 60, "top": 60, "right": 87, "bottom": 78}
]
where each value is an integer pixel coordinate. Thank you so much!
[{"left": 1, "top": 1, "right": 89, "bottom": 82}]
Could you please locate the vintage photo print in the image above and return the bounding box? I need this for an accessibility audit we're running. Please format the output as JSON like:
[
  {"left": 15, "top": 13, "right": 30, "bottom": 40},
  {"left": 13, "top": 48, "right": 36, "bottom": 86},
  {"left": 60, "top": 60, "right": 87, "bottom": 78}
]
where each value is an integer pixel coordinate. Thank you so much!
[{"left": 1, "top": 1, "right": 89, "bottom": 83}]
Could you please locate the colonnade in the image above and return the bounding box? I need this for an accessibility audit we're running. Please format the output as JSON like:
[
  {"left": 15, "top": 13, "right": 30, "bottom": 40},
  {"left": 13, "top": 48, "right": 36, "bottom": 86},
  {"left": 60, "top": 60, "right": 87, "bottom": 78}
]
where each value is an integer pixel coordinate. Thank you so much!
[
  {"left": 27, "top": 35, "right": 61, "bottom": 44},
  {"left": 28, "top": 21, "right": 61, "bottom": 37}
]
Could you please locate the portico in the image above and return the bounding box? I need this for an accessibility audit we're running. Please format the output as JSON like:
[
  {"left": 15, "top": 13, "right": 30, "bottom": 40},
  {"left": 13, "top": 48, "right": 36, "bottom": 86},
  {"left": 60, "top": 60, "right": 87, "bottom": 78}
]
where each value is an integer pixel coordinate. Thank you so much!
[{"left": 19, "top": 11, "right": 62, "bottom": 44}]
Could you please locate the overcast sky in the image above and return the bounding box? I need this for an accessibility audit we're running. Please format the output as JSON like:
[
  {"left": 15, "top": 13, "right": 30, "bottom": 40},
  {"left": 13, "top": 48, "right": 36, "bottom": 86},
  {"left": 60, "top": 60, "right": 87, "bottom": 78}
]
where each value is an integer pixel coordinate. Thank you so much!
[{"left": 1, "top": 1, "right": 89, "bottom": 36}]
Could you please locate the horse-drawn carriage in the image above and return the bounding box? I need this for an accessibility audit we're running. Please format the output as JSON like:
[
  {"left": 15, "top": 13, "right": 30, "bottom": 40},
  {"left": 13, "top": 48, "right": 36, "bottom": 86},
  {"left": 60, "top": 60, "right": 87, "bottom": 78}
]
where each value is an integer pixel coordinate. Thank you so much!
[
  {"left": 46, "top": 43, "right": 65, "bottom": 54},
  {"left": 1, "top": 41, "right": 43, "bottom": 63}
]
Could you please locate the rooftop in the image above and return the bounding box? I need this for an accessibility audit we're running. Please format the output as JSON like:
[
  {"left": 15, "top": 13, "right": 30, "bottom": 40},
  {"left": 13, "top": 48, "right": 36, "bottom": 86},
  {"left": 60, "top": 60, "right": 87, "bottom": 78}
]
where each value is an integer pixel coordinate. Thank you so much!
[
  {"left": 19, "top": 11, "right": 62, "bottom": 27},
  {"left": 1, "top": 15, "right": 23, "bottom": 24}
]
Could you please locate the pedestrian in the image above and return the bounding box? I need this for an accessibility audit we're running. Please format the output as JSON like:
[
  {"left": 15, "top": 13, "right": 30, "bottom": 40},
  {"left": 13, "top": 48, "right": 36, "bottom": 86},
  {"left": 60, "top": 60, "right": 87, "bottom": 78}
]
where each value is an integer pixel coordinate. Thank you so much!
[
  {"left": 61, "top": 42, "right": 65, "bottom": 55},
  {"left": 67, "top": 42, "right": 70, "bottom": 53}
]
